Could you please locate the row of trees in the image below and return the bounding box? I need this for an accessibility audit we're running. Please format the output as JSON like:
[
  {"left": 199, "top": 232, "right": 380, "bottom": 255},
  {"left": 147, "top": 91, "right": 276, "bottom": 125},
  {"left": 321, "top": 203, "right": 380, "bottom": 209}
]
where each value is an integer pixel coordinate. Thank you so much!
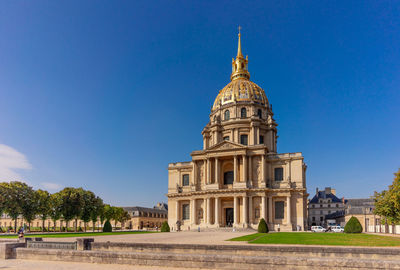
[
  {"left": 373, "top": 169, "right": 400, "bottom": 229},
  {"left": 0, "top": 181, "right": 130, "bottom": 233}
]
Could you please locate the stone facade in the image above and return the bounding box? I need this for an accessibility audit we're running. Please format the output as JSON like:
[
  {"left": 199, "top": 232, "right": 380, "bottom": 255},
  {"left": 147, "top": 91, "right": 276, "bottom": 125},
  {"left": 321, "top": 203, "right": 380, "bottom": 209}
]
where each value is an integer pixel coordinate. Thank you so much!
[
  {"left": 167, "top": 32, "right": 308, "bottom": 231},
  {"left": 308, "top": 187, "right": 345, "bottom": 227}
]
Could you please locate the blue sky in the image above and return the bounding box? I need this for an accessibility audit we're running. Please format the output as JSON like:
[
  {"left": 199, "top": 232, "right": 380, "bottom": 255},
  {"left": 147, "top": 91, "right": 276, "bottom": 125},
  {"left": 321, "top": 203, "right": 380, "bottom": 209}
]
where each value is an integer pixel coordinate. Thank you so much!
[{"left": 0, "top": 1, "right": 399, "bottom": 206}]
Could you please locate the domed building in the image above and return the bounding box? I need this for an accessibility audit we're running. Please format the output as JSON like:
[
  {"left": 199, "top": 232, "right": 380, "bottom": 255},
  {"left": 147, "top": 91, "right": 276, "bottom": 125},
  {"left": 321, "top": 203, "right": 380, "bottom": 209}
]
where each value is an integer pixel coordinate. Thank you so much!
[{"left": 167, "top": 31, "right": 307, "bottom": 231}]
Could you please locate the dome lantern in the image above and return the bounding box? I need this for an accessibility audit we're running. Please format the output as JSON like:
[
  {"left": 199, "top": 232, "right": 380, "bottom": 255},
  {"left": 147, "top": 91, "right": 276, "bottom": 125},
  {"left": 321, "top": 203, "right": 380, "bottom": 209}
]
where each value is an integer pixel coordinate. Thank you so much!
[{"left": 231, "top": 26, "right": 250, "bottom": 81}]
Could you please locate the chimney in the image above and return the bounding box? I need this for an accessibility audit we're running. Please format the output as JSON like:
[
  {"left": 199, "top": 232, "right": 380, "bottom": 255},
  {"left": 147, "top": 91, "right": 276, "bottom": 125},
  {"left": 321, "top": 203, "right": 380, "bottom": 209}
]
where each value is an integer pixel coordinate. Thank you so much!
[
  {"left": 331, "top": 188, "right": 336, "bottom": 195},
  {"left": 325, "top": 187, "right": 331, "bottom": 194},
  {"left": 316, "top": 188, "right": 319, "bottom": 195}
]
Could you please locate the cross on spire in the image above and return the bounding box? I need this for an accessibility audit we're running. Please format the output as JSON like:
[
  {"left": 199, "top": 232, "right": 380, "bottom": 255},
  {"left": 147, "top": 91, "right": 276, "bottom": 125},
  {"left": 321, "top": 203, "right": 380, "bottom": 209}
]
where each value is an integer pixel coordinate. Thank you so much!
[{"left": 238, "top": 25, "right": 241, "bottom": 35}]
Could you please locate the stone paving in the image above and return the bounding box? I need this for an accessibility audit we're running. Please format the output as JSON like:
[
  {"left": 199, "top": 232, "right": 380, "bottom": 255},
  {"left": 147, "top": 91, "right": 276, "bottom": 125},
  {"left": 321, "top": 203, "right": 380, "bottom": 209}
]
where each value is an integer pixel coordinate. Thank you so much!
[{"left": 43, "top": 230, "right": 252, "bottom": 245}]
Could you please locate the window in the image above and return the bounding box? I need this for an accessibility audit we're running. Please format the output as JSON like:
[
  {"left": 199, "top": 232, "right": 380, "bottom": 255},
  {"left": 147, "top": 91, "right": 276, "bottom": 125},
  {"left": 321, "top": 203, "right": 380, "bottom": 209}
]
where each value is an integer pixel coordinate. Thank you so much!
[
  {"left": 182, "top": 174, "right": 189, "bottom": 186},
  {"left": 336, "top": 204, "right": 339, "bottom": 207},
  {"left": 240, "top": 134, "right": 248, "bottom": 145},
  {"left": 328, "top": 210, "right": 331, "bottom": 214},
  {"left": 274, "top": 168, "right": 283, "bottom": 181},
  {"left": 320, "top": 204, "right": 323, "bottom": 208},
  {"left": 198, "top": 208, "right": 203, "bottom": 219},
  {"left": 312, "top": 205, "right": 315, "bottom": 208},
  {"left": 259, "top": 135, "right": 264, "bottom": 144},
  {"left": 328, "top": 204, "right": 331, "bottom": 208},
  {"left": 182, "top": 204, "right": 190, "bottom": 220},
  {"left": 240, "top": 108, "right": 247, "bottom": 118},
  {"left": 223, "top": 136, "right": 229, "bottom": 141},
  {"left": 257, "top": 109, "right": 262, "bottom": 118},
  {"left": 320, "top": 210, "right": 323, "bottom": 214},
  {"left": 275, "top": 201, "right": 284, "bottom": 219},
  {"left": 312, "top": 217, "right": 315, "bottom": 221},
  {"left": 255, "top": 208, "right": 260, "bottom": 219},
  {"left": 224, "top": 110, "right": 230, "bottom": 120},
  {"left": 320, "top": 217, "right": 323, "bottom": 221},
  {"left": 224, "top": 171, "right": 234, "bottom": 185}
]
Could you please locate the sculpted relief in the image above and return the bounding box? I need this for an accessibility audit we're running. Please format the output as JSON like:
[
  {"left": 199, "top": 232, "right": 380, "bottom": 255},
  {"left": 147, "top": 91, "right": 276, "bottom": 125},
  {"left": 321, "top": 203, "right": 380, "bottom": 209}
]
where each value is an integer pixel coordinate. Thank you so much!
[
  {"left": 252, "top": 156, "right": 261, "bottom": 186},
  {"left": 198, "top": 161, "right": 204, "bottom": 184}
]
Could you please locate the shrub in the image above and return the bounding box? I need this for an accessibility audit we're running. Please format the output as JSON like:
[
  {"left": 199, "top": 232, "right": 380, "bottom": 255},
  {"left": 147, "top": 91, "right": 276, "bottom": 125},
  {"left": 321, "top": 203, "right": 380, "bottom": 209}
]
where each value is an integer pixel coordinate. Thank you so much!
[
  {"left": 258, "top": 218, "right": 269, "bottom": 233},
  {"left": 161, "top": 221, "right": 170, "bottom": 232},
  {"left": 103, "top": 220, "right": 112, "bottom": 232},
  {"left": 344, "top": 216, "right": 363, "bottom": 233}
]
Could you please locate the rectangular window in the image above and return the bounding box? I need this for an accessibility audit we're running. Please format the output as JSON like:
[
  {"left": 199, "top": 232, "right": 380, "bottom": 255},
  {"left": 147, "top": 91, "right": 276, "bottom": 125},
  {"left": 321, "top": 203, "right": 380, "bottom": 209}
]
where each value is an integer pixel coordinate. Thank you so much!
[
  {"left": 240, "top": 134, "right": 248, "bottom": 145},
  {"left": 182, "top": 174, "right": 189, "bottom": 186},
  {"left": 275, "top": 201, "right": 284, "bottom": 219},
  {"left": 312, "top": 205, "right": 315, "bottom": 208},
  {"left": 223, "top": 136, "right": 229, "bottom": 141},
  {"left": 320, "top": 217, "right": 323, "bottom": 221},
  {"left": 312, "top": 217, "right": 315, "bottom": 221},
  {"left": 274, "top": 168, "right": 283, "bottom": 181},
  {"left": 182, "top": 204, "right": 190, "bottom": 220},
  {"left": 259, "top": 135, "right": 264, "bottom": 144}
]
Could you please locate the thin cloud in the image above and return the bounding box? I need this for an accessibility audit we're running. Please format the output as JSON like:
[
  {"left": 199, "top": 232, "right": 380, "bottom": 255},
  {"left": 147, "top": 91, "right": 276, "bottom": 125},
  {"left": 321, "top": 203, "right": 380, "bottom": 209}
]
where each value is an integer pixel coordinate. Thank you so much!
[
  {"left": 0, "top": 144, "right": 32, "bottom": 181},
  {"left": 40, "top": 182, "right": 63, "bottom": 191}
]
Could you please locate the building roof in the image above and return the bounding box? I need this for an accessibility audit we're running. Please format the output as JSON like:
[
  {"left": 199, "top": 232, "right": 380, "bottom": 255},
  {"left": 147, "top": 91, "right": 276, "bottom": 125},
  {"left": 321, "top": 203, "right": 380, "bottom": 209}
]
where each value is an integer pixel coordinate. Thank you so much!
[
  {"left": 309, "top": 190, "right": 342, "bottom": 204},
  {"left": 345, "top": 198, "right": 375, "bottom": 215},
  {"left": 122, "top": 206, "right": 167, "bottom": 214}
]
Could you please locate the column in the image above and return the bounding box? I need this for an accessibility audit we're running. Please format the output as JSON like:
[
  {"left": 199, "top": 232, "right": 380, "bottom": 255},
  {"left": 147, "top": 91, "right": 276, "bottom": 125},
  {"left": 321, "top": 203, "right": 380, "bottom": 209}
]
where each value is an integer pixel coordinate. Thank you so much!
[
  {"left": 234, "top": 156, "right": 238, "bottom": 183},
  {"left": 249, "top": 156, "right": 252, "bottom": 184},
  {"left": 243, "top": 155, "right": 247, "bottom": 184},
  {"left": 215, "top": 197, "right": 220, "bottom": 226},
  {"left": 215, "top": 158, "right": 219, "bottom": 185},
  {"left": 207, "top": 198, "right": 211, "bottom": 224},
  {"left": 230, "top": 129, "right": 234, "bottom": 141},
  {"left": 203, "top": 159, "right": 207, "bottom": 185},
  {"left": 261, "top": 155, "right": 265, "bottom": 183},
  {"left": 287, "top": 195, "right": 291, "bottom": 226},
  {"left": 191, "top": 199, "right": 196, "bottom": 225},
  {"left": 248, "top": 196, "right": 253, "bottom": 225},
  {"left": 193, "top": 162, "right": 197, "bottom": 185},
  {"left": 261, "top": 195, "right": 266, "bottom": 220},
  {"left": 175, "top": 200, "right": 179, "bottom": 222},
  {"left": 268, "top": 197, "right": 273, "bottom": 223},
  {"left": 250, "top": 126, "right": 254, "bottom": 145},
  {"left": 207, "top": 159, "right": 211, "bottom": 184},
  {"left": 243, "top": 196, "right": 248, "bottom": 225},
  {"left": 234, "top": 196, "right": 239, "bottom": 225}
]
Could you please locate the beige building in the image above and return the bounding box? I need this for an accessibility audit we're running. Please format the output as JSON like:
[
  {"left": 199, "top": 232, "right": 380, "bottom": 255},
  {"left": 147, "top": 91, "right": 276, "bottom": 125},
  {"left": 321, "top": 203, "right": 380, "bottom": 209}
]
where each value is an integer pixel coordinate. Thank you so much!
[{"left": 167, "top": 31, "right": 308, "bottom": 231}]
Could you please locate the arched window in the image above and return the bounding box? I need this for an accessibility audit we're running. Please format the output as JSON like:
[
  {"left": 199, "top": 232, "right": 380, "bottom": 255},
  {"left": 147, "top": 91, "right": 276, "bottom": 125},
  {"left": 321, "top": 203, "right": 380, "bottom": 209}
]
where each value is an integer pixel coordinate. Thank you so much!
[
  {"left": 257, "top": 109, "right": 262, "bottom": 119},
  {"left": 224, "top": 110, "right": 230, "bottom": 120},
  {"left": 240, "top": 108, "right": 247, "bottom": 118}
]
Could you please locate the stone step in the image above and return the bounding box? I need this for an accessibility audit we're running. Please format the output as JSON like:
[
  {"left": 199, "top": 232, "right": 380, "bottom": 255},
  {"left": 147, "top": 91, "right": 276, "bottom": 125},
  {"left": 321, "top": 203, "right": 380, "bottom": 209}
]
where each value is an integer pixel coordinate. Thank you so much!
[
  {"left": 15, "top": 248, "right": 400, "bottom": 269},
  {"left": 90, "top": 242, "right": 400, "bottom": 261}
]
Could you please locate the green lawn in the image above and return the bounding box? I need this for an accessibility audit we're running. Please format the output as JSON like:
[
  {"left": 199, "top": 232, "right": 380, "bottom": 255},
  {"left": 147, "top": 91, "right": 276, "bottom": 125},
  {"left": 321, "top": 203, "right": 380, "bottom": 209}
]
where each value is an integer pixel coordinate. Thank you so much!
[
  {"left": 0, "top": 231, "right": 157, "bottom": 239},
  {"left": 229, "top": 232, "right": 400, "bottom": 247}
]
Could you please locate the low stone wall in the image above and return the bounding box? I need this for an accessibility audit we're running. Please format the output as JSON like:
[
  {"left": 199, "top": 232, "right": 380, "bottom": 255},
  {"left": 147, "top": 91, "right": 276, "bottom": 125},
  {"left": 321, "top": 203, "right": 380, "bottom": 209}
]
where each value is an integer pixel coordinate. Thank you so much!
[
  {"left": 0, "top": 242, "right": 25, "bottom": 259},
  {"left": 91, "top": 241, "right": 400, "bottom": 260},
  {"left": 14, "top": 247, "right": 400, "bottom": 269}
]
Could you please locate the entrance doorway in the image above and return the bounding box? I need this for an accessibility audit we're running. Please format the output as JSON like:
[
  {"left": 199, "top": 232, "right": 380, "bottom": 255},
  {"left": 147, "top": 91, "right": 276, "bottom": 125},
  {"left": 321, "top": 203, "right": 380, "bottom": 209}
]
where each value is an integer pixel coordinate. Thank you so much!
[{"left": 225, "top": 208, "right": 233, "bottom": 227}]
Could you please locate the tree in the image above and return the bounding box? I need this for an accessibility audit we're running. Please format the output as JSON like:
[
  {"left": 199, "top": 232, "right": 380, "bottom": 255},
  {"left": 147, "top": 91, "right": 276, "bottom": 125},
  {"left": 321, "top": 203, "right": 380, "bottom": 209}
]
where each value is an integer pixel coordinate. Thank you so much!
[
  {"left": 0, "top": 182, "right": 30, "bottom": 233},
  {"left": 344, "top": 216, "right": 363, "bottom": 233},
  {"left": 90, "top": 196, "right": 104, "bottom": 232},
  {"left": 374, "top": 169, "right": 400, "bottom": 232},
  {"left": 58, "top": 187, "right": 84, "bottom": 231},
  {"left": 36, "top": 189, "right": 51, "bottom": 232},
  {"left": 257, "top": 218, "right": 269, "bottom": 233},
  {"left": 103, "top": 220, "right": 112, "bottom": 232},
  {"left": 49, "top": 192, "right": 62, "bottom": 232},
  {"left": 80, "top": 190, "right": 97, "bottom": 232},
  {"left": 118, "top": 210, "right": 130, "bottom": 229},
  {"left": 161, "top": 221, "right": 170, "bottom": 232},
  {"left": 20, "top": 184, "right": 39, "bottom": 232},
  {"left": 104, "top": 204, "right": 115, "bottom": 223}
]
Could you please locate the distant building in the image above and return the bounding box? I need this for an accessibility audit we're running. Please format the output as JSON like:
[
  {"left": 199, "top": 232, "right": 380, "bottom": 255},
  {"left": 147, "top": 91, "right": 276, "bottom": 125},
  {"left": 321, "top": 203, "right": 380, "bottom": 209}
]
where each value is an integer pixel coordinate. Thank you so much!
[
  {"left": 308, "top": 187, "right": 345, "bottom": 227},
  {"left": 123, "top": 203, "right": 168, "bottom": 230}
]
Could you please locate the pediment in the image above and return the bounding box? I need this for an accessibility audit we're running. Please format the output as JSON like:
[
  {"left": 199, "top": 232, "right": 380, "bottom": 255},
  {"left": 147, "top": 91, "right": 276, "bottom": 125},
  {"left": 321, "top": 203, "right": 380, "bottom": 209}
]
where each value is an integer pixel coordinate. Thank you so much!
[{"left": 207, "top": 141, "right": 246, "bottom": 152}]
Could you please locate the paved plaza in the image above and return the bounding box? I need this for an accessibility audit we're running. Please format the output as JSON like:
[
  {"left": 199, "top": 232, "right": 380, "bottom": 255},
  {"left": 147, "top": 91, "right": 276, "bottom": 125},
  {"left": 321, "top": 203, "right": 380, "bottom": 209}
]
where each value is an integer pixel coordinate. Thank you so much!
[{"left": 43, "top": 230, "right": 252, "bottom": 245}]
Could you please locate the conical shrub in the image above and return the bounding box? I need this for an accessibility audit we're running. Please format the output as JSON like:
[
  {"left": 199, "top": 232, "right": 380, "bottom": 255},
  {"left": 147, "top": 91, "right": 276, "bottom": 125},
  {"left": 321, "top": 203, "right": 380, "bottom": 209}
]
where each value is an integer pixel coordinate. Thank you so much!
[
  {"left": 344, "top": 216, "right": 363, "bottom": 233},
  {"left": 161, "top": 221, "right": 170, "bottom": 232},
  {"left": 258, "top": 218, "right": 269, "bottom": 233},
  {"left": 103, "top": 220, "right": 112, "bottom": 232}
]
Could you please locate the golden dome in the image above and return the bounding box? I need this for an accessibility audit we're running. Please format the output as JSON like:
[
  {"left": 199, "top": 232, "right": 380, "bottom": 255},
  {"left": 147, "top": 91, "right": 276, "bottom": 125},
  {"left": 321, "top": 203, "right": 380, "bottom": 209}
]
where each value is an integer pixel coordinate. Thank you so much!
[
  {"left": 212, "top": 28, "right": 269, "bottom": 110},
  {"left": 212, "top": 79, "right": 268, "bottom": 110}
]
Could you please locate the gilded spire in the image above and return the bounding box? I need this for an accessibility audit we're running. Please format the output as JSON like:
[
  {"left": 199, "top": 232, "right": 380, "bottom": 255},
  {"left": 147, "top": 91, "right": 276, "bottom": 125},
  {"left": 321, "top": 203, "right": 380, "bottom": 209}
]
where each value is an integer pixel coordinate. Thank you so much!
[
  {"left": 231, "top": 26, "right": 250, "bottom": 81},
  {"left": 237, "top": 26, "right": 243, "bottom": 58}
]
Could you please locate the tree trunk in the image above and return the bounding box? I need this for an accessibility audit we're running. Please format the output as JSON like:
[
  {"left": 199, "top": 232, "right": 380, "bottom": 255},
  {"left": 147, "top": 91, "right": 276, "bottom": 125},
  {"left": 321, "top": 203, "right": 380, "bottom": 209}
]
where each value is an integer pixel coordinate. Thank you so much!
[
  {"left": 28, "top": 222, "right": 31, "bottom": 232},
  {"left": 42, "top": 219, "right": 45, "bottom": 232},
  {"left": 14, "top": 219, "right": 17, "bottom": 234},
  {"left": 75, "top": 218, "right": 78, "bottom": 232}
]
